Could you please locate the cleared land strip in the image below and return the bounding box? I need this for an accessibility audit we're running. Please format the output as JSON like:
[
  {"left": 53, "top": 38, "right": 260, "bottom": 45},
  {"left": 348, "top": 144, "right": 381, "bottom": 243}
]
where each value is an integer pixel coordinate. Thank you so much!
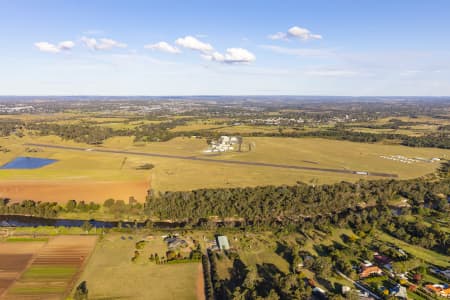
[{"left": 24, "top": 143, "right": 398, "bottom": 178}]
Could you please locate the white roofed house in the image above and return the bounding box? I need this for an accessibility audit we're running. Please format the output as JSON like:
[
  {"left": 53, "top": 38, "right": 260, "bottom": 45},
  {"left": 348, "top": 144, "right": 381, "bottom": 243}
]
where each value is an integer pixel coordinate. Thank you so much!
[
  {"left": 216, "top": 235, "right": 230, "bottom": 251},
  {"left": 219, "top": 136, "right": 231, "bottom": 145}
]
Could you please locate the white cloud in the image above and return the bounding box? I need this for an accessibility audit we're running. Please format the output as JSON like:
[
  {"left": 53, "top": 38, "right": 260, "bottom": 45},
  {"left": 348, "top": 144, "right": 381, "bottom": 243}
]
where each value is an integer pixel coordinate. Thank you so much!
[
  {"left": 34, "top": 41, "right": 75, "bottom": 53},
  {"left": 34, "top": 42, "right": 60, "bottom": 53},
  {"left": 288, "top": 26, "right": 322, "bottom": 40},
  {"left": 80, "top": 37, "right": 97, "bottom": 50},
  {"left": 58, "top": 41, "right": 75, "bottom": 50},
  {"left": 81, "top": 37, "right": 127, "bottom": 51},
  {"left": 174, "top": 35, "right": 255, "bottom": 65},
  {"left": 97, "top": 38, "right": 127, "bottom": 50},
  {"left": 269, "top": 26, "right": 322, "bottom": 41},
  {"left": 144, "top": 41, "right": 180, "bottom": 54},
  {"left": 175, "top": 36, "right": 213, "bottom": 53},
  {"left": 204, "top": 48, "right": 256, "bottom": 64},
  {"left": 268, "top": 32, "right": 286, "bottom": 41}
]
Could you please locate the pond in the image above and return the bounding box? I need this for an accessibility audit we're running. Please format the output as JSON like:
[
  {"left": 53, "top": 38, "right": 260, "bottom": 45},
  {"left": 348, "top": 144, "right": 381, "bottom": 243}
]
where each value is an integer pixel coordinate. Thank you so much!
[{"left": 0, "top": 157, "right": 58, "bottom": 169}]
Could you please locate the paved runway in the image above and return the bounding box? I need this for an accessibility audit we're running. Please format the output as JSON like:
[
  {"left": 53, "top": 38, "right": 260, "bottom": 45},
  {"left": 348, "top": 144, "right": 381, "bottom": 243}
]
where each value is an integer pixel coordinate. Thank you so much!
[{"left": 24, "top": 143, "right": 398, "bottom": 178}]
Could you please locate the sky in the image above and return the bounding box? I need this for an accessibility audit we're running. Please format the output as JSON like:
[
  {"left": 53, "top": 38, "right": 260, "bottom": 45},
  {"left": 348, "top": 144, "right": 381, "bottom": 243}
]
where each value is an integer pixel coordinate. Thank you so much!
[{"left": 0, "top": 0, "right": 450, "bottom": 96}]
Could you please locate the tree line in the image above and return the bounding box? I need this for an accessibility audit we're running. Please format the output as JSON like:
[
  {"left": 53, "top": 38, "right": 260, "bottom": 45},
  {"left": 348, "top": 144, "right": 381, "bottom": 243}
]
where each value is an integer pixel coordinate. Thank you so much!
[
  {"left": 144, "top": 176, "right": 450, "bottom": 224},
  {"left": 0, "top": 120, "right": 23, "bottom": 137},
  {"left": 1, "top": 168, "right": 448, "bottom": 254},
  {"left": 25, "top": 118, "right": 188, "bottom": 144},
  {"left": 2, "top": 115, "right": 448, "bottom": 149},
  {"left": 145, "top": 174, "right": 449, "bottom": 254},
  {"left": 215, "top": 128, "right": 450, "bottom": 149}
]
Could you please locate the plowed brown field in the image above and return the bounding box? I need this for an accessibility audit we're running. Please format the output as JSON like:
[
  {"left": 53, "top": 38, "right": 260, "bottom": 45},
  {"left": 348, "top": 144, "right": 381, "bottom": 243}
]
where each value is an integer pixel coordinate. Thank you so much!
[
  {"left": 0, "top": 242, "right": 45, "bottom": 298},
  {"left": 2, "top": 236, "right": 97, "bottom": 300},
  {"left": 0, "top": 180, "right": 149, "bottom": 203}
]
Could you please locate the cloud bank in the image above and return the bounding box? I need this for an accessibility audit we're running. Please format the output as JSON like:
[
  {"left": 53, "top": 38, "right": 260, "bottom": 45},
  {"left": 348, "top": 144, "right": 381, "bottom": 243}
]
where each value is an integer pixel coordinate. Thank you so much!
[{"left": 36, "top": 33, "right": 255, "bottom": 65}]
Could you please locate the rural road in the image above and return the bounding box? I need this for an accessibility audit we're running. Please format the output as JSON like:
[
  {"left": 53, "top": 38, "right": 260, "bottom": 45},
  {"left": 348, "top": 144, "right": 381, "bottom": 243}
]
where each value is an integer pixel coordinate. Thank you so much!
[
  {"left": 336, "top": 270, "right": 382, "bottom": 300},
  {"left": 24, "top": 143, "right": 398, "bottom": 178}
]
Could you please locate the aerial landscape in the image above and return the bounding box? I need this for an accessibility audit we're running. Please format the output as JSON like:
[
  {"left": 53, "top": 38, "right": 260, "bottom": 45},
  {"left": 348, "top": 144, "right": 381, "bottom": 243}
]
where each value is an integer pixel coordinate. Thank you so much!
[{"left": 0, "top": 1, "right": 449, "bottom": 300}]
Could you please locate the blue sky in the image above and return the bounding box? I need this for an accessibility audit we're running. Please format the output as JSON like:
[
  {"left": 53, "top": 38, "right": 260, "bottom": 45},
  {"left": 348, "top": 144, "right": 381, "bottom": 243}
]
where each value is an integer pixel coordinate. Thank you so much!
[{"left": 1, "top": 0, "right": 449, "bottom": 96}]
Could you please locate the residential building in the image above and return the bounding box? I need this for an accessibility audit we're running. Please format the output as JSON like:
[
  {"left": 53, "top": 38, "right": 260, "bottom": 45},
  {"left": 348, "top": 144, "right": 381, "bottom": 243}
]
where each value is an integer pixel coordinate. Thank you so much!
[
  {"left": 360, "top": 265, "right": 383, "bottom": 279},
  {"left": 216, "top": 235, "right": 230, "bottom": 250},
  {"left": 425, "top": 284, "right": 450, "bottom": 298},
  {"left": 390, "top": 284, "right": 408, "bottom": 299}
]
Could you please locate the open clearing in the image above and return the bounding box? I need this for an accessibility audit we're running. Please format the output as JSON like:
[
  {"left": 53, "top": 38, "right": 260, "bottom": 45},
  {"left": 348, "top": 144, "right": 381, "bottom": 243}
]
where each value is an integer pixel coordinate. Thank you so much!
[
  {"left": 76, "top": 233, "right": 203, "bottom": 300},
  {"left": 231, "top": 232, "right": 290, "bottom": 274},
  {"left": 211, "top": 137, "right": 449, "bottom": 179},
  {"left": 374, "top": 231, "right": 449, "bottom": 268},
  {"left": 24, "top": 142, "right": 399, "bottom": 178},
  {"left": 1, "top": 235, "right": 97, "bottom": 300},
  {"left": 1, "top": 133, "right": 449, "bottom": 199}
]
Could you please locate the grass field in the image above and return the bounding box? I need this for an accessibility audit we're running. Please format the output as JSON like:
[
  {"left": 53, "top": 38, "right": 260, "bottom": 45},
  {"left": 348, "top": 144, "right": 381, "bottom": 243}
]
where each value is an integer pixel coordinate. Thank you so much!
[
  {"left": 6, "top": 226, "right": 98, "bottom": 236},
  {"left": 374, "top": 231, "right": 449, "bottom": 268},
  {"left": 20, "top": 265, "right": 77, "bottom": 280},
  {"left": 300, "top": 228, "right": 356, "bottom": 256},
  {"left": 169, "top": 120, "right": 228, "bottom": 132},
  {"left": 229, "top": 232, "right": 290, "bottom": 274},
  {"left": 349, "top": 115, "right": 449, "bottom": 137},
  {"left": 5, "top": 237, "right": 49, "bottom": 242},
  {"left": 1, "top": 130, "right": 449, "bottom": 202},
  {"left": 207, "top": 137, "right": 449, "bottom": 179},
  {"left": 75, "top": 233, "right": 204, "bottom": 300},
  {"left": 349, "top": 127, "right": 427, "bottom": 136}
]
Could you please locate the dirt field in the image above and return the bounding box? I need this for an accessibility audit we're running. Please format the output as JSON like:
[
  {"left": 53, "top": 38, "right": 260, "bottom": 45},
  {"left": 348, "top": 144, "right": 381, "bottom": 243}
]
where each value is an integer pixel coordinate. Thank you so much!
[
  {"left": 0, "top": 180, "right": 149, "bottom": 203},
  {"left": 0, "top": 242, "right": 45, "bottom": 298},
  {"left": 3, "top": 235, "right": 97, "bottom": 300}
]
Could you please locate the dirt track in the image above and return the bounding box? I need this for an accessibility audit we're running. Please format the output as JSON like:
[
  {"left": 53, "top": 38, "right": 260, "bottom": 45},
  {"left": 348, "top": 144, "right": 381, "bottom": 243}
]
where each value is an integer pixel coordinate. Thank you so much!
[
  {"left": 24, "top": 143, "right": 398, "bottom": 178},
  {"left": 196, "top": 264, "right": 205, "bottom": 300}
]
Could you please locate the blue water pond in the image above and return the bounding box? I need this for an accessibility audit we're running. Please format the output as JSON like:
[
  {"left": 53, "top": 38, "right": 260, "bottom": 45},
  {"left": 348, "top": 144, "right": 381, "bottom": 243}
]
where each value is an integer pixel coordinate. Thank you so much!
[{"left": 0, "top": 157, "right": 58, "bottom": 169}]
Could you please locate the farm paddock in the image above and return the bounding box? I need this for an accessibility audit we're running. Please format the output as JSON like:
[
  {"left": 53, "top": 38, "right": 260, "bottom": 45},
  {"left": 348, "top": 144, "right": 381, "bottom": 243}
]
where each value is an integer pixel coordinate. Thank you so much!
[
  {"left": 0, "top": 241, "right": 45, "bottom": 298},
  {"left": 1, "top": 235, "right": 97, "bottom": 300},
  {"left": 76, "top": 233, "right": 204, "bottom": 300}
]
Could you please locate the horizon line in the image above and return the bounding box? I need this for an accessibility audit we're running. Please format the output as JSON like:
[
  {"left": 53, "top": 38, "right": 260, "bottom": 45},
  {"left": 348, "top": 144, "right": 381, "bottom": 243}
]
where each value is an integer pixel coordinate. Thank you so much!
[{"left": 1, "top": 95, "right": 450, "bottom": 98}]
